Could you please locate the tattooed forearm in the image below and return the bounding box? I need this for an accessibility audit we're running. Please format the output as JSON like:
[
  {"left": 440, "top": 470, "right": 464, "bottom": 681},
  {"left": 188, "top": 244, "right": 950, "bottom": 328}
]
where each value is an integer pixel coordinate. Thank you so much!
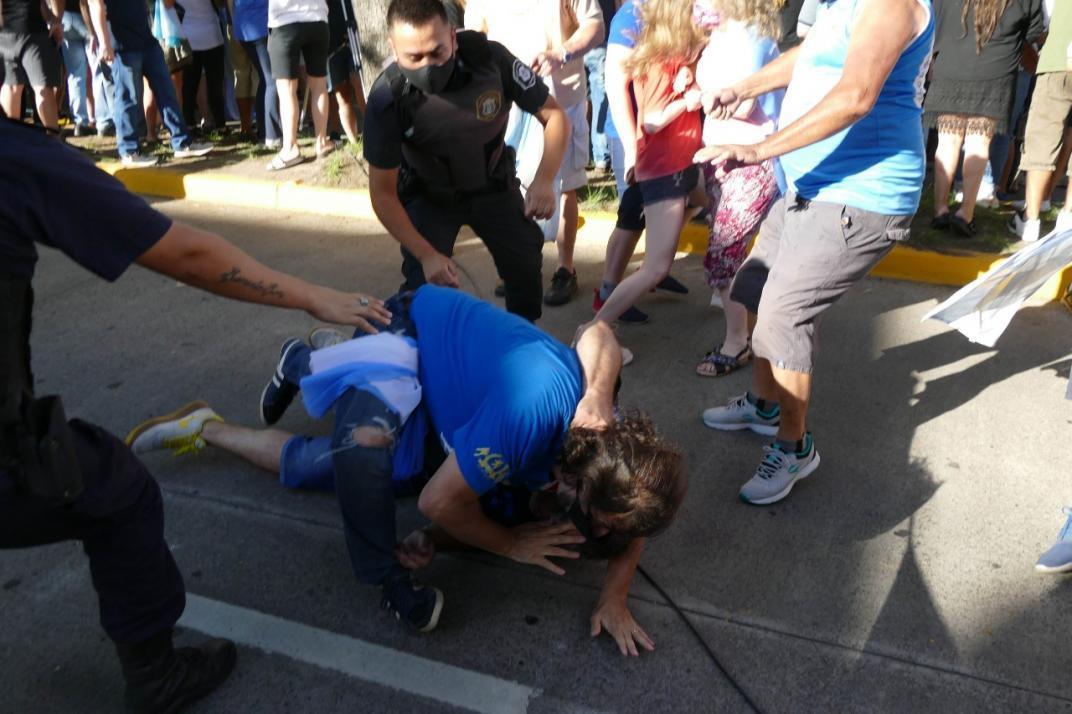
[{"left": 218, "top": 267, "right": 286, "bottom": 299}]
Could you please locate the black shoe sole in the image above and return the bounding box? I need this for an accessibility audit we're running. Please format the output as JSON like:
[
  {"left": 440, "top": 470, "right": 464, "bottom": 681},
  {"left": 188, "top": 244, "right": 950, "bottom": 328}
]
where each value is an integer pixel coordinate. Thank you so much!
[{"left": 158, "top": 640, "right": 237, "bottom": 714}]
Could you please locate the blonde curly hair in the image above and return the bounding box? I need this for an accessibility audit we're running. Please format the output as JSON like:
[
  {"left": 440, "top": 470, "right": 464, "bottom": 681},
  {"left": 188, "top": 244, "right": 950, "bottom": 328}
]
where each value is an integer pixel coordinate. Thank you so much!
[
  {"left": 626, "top": 0, "right": 707, "bottom": 79},
  {"left": 705, "top": 0, "right": 785, "bottom": 39}
]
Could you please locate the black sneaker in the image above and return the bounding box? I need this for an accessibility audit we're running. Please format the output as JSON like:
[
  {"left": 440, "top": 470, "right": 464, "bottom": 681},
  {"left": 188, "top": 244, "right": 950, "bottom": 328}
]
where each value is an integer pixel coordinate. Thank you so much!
[
  {"left": 592, "top": 288, "right": 650, "bottom": 324},
  {"left": 117, "top": 631, "right": 237, "bottom": 714},
  {"left": 98, "top": 124, "right": 116, "bottom": 137},
  {"left": 655, "top": 274, "right": 689, "bottom": 294},
  {"left": 381, "top": 575, "right": 444, "bottom": 632},
  {"left": 73, "top": 123, "right": 92, "bottom": 137},
  {"left": 951, "top": 214, "right": 977, "bottom": 238},
  {"left": 259, "top": 338, "right": 303, "bottom": 426},
  {"left": 544, "top": 267, "right": 578, "bottom": 306}
]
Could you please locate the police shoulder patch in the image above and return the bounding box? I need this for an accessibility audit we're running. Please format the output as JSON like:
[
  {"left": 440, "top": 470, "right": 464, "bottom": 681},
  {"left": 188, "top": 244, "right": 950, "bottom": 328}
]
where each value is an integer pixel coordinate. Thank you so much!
[
  {"left": 475, "top": 90, "right": 503, "bottom": 122},
  {"left": 512, "top": 58, "right": 536, "bottom": 90}
]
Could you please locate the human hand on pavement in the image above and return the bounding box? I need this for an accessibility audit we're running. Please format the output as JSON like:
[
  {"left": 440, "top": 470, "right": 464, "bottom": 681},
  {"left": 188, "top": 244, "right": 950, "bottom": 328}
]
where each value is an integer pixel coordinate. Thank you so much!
[
  {"left": 305, "top": 287, "right": 392, "bottom": 334},
  {"left": 507, "top": 521, "right": 585, "bottom": 575},
  {"left": 421, "top": 252, "right": 461, "bottom": 288},
  {"left": 524, "top": 178, "right": 556, "bottom": 220},
  {"left": 591, "top": 596, "right": 655, "bottom": 656},
  {"left": 396, "top": 528, "right": 436, "bottom": 570}
]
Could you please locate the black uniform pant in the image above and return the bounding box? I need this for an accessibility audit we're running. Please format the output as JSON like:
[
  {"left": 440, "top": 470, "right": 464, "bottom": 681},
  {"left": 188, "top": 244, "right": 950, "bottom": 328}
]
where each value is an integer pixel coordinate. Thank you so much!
[
  {"left": 0, "top": 420, "right": 185, "bottom": 645},
  {"left": 400, "top": 184, "right": 544, "bottom": 322}
]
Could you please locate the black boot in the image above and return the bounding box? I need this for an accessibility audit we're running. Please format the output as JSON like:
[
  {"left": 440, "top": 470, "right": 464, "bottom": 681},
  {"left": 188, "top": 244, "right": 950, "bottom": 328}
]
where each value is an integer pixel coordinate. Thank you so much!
[{"left": 115, "top": 629, "right": 237, "bottom": 714}]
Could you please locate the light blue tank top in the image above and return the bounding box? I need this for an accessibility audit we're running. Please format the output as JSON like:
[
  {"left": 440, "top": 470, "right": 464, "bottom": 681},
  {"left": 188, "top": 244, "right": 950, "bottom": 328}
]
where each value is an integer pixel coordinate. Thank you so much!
[{"left": 778, "top": 0, "right": 935, "bottom": 215}]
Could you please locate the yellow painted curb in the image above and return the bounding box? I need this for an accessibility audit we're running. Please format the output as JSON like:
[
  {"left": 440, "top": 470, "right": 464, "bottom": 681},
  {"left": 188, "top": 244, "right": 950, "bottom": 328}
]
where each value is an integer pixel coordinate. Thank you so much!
[{"left": 102, "top": 162, "right": 1072, "bottom": 302}]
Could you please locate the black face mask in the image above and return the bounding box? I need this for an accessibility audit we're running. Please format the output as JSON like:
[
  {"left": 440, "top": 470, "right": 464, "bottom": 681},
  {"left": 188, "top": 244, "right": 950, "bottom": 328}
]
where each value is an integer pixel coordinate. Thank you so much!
[{"left": 400, "top": 54, "right": 456, "bottom": 95}]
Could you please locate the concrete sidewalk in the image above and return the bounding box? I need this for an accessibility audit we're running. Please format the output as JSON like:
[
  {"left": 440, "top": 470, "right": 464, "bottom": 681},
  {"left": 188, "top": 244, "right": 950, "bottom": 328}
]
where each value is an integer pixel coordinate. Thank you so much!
[
  {"left": 95, "top": 160, "right": 1072, "bottom": 303},
  {"left": 2, "top": 199, "right": 1070, "bottom": 713}
]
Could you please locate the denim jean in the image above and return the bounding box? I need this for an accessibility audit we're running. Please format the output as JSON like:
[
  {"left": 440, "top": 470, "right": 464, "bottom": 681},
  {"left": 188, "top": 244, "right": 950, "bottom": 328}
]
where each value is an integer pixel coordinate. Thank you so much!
[
  {"left": 60, "top": 12, "right": 92, "bottom": 125},
  {"left": 111, "top": 42, "right": 190, "bottom": 155},
  {"left": 61, "top": 16, "right": 114, "bottom": 129},
  {"left": 989, "top": 68, "right": 1033, "bottom": 191},
  {"left": 584, "top": 47, "right": 609, "bottom": 166},
  {"left": 240, "top": 37, "right": 281, "bottom": 142}
]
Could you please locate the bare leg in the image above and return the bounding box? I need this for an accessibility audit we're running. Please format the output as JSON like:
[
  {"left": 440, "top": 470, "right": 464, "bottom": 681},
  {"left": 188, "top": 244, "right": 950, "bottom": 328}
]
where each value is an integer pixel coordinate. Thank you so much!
[
  {"left": 958, "top": 129, "right": 992, "bottom": 222},
  {"left": 600, "top": 227, "right": 642, "bottom": 285},
  {"left": 238, "top": 97, "right": 254, "bottom": 136},
  {"left": 1025, "top": 169, "right": 1052, "bottom": 220},
  {"left": 144, "top": 80, "right": 158, "bottom": 139},
  {"left": 307, "top": 75, "right": 329, "bottom": 153},
  {"left": 0, "top": 83, "right": 23, "bottom": 120},
  {"left": 751, "top": 357, "right": 777, "bottom": 404},
  {"left": 201, "top": 420, "right": 291, "bottom": 473},
  {"left": 770, "top": 365, "right": 811, "bottom": 442},
  {"left": 932, "top": 123, "right": 964, "bottom": 217},
  {"left": 32, "top": 85, "right": 59, "bottom": 130},
  {"left": 334, "top": 85, "right": 360, "bottom": 144},
  {"left": 595, "top": 198, "right": 684, "bottom": 323},
  {"left": 276, "top": 77, "right": 301, "bottom": 157},
  {"left": 719, "top": 286, "right": 750, "bottom": 356},
  {"left": 557, "top": 190, "right": 579, "bottom": 272}
]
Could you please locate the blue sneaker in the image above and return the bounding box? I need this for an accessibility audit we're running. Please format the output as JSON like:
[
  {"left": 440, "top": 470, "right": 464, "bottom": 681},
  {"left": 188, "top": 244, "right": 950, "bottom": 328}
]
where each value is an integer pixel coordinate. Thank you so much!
[
  {"left": 381, "top": 575, "right": 444, "bottom": 632},
  {"left": 1036, "top": 507, "right": 1072, "bottom": 574},
  {"left": 258, "top": 338, "right": 303, "bottom": 426}
]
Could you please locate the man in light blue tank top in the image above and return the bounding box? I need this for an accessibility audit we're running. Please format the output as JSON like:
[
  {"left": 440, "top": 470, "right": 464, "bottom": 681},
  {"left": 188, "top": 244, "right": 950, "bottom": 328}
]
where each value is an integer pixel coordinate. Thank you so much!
[{"left": 697, "top": 0, "right": 934, "bottom": 506}]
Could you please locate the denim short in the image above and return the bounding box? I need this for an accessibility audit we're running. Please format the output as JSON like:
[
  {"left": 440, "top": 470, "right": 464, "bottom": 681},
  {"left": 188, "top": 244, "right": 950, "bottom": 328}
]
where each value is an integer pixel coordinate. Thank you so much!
[{"left": 638, "top": 165, "right": 699, "bottom": 205}]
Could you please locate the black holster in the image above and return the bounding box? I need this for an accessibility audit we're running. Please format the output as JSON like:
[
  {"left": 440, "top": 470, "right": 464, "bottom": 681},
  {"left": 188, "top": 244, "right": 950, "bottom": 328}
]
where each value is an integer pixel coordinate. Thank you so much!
[{"left": 1, "top": 275, "right": 83, "bottom": 505}]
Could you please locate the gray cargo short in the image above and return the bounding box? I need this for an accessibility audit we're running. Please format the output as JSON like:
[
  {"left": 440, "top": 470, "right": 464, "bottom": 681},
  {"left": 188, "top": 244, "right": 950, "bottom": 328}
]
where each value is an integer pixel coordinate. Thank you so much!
[{"left": 730, "top": 193, "right": 911, "bottom": 374}]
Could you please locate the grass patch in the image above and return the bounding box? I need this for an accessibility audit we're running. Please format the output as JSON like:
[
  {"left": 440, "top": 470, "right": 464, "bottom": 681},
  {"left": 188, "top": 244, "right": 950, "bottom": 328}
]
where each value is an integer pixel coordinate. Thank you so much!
[
  {"left": 320, "top": 140, "right": 365, "bottom": 184},
  {"left": 906, "top": 178, "right": 1053, "bottom": 254}
]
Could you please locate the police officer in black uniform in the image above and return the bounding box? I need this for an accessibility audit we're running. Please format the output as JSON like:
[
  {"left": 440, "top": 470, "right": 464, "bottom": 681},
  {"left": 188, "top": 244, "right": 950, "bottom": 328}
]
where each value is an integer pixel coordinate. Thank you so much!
[
  {"left": 363, "top": 0, "right": 569, "bottom": 323},
  {"left": 0, "top": 115, "right": 391, "bottom": 712}
]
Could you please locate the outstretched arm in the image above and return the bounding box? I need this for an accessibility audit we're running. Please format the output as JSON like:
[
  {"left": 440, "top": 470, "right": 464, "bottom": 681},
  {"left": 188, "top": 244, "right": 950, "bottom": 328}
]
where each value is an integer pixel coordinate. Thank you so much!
[
  {"left": 526, "top": 95, "right": 570, "bottom": 220},
  {"left": 136, "top": 221, "right": 391, "bottom": 332},
  {"left": 696, "top": 0, "right": 925, "bottom": 170},
  {"left": 591, "top": 537, "right": 654, "bottom": 656},
  {"left": 417, "top": 453, "right": 586, "bottom": 574}
]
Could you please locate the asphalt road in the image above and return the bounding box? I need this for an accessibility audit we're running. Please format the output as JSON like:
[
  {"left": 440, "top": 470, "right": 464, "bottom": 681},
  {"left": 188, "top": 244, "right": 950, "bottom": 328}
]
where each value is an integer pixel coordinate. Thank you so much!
[{"left": 2, "top": 199, "right": 1071, "bottom": 714}]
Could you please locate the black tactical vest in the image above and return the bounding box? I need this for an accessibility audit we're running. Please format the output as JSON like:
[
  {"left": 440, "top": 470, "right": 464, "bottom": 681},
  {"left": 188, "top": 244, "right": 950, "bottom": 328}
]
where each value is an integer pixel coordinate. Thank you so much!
[{"left": 386, "top": 31, "right": 513, "bottom": 194}]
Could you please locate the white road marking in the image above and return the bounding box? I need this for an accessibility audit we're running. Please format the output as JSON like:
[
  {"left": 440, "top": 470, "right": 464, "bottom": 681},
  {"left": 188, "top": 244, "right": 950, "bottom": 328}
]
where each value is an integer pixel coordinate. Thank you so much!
[{"left": 179, "top": 594, "right": 538, "bottom": 714}]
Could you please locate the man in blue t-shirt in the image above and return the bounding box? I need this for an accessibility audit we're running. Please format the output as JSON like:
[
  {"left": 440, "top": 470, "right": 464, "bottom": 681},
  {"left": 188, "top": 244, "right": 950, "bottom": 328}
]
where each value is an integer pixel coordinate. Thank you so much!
[{"left": 132, "top": 286, "right": 686, "bottom": 655}]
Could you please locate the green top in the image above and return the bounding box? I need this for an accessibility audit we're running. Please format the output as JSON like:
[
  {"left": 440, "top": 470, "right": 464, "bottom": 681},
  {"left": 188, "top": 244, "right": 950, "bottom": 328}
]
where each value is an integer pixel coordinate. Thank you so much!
[{"left": 1039, "top": 1, "right": 1072, "bottom": 74}]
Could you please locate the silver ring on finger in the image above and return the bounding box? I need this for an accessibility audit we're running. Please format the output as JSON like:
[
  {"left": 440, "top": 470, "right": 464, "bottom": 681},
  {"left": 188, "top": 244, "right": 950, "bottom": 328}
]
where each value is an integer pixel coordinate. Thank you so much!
[{"left": 359, "top": 297, "right": 369, "bottom": 307}]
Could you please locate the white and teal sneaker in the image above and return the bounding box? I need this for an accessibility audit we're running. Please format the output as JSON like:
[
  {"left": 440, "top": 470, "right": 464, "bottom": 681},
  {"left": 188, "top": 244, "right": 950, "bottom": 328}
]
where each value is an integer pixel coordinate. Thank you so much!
[
  {"left": 1036, "top": 507, "right": 1072, "bottom": 574},
  {"left": 739, "top": 435, "right": 820, "bottom": 505},
  {"left": 125, "top": 401, "right": 222, "bottom": 456},
  {"left": 702, "top": 393, "right": 779, "bottom": 436}
]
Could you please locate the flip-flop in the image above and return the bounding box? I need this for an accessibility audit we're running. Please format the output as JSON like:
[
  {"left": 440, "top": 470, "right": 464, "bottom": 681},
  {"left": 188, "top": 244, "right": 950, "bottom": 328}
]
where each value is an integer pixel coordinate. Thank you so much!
[{"left": 267, "top": 152, "right": 305, "bottom": 171}]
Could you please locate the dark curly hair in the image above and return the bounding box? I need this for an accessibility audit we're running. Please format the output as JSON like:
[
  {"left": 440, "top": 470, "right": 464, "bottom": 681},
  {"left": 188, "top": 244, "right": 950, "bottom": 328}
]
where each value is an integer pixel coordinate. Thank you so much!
[{"left": 558, "top": 411, "right": 687, "bottom": 538}]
